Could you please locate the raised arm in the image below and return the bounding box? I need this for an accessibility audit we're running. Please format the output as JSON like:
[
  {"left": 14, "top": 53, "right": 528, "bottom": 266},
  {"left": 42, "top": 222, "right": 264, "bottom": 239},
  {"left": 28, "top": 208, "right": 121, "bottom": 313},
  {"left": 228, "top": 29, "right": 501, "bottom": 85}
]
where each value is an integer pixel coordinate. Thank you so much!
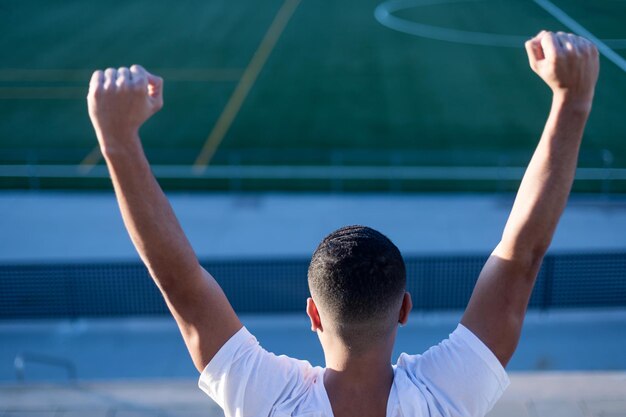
[
  {"left": 87, "top": 65, "right": 242, "bottom": 372},
  {"left": 460, "top": 31, "right": 599, "bottom": 366}
]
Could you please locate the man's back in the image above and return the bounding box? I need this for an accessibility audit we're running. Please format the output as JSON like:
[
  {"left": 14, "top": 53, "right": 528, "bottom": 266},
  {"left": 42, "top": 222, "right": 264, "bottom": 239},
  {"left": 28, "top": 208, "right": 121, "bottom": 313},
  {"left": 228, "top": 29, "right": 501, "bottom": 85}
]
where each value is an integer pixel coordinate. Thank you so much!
[{"left": 199, "top": 325, "right": 508, "bottom": 416}]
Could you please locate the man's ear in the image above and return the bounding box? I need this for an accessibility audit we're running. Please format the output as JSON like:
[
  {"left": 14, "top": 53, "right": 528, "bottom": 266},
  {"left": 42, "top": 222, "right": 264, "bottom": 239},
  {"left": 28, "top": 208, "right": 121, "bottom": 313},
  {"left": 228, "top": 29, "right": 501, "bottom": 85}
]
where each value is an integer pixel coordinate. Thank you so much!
[
  {"left": 306, "top": 297, "right": 323, "bottom": 332},
  {"left": 399, "top": 292, "right": 412, "bottom": 326}
]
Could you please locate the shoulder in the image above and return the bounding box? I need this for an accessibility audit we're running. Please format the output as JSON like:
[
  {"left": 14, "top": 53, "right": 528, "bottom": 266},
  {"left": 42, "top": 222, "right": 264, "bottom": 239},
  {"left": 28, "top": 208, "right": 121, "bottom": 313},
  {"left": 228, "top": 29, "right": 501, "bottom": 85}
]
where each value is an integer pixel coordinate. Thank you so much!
[
  {"left": 392, "top": 324, "right": 509, "bottom": 417},
  {"left": 199, "top": 327, "right": 324, "bottom": 416},
  {"left": 396, "top": 324, "right": 508, "bottom": 382},
  {"left": 201, "top": 326, "right": 316, "bottom": 384}
]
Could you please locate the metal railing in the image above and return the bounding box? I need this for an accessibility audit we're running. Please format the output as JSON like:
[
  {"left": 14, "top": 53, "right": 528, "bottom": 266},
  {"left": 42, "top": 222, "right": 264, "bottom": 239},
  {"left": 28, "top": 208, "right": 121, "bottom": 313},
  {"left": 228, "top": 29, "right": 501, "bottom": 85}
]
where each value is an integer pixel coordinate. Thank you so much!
[
  {"left": 14, "top": 352, "right": 77, "bottom": 382},
  {"left": 0, "top": 148, "right": 624, "bottom": 193}
]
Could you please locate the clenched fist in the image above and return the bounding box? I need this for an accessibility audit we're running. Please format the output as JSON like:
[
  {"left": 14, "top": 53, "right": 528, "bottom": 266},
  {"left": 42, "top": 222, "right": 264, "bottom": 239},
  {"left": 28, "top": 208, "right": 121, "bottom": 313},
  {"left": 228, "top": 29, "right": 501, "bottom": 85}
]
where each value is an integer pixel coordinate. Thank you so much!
[
  {"left": 87, "top": 65, "right": 163, "bottom": 154},
  {"left": 525, "top": 31, "right": 599, "bottom": 109}
]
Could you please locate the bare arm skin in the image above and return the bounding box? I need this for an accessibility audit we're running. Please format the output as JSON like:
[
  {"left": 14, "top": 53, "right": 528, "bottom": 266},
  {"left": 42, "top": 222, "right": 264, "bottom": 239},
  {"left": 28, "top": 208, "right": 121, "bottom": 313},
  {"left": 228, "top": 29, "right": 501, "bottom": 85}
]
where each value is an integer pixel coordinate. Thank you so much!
[
  {"left": 87, "top": 65, "right": 242, "bottom": 372},
  {"left": 461, "top": 31, "right": 599, "bottom": 366}
]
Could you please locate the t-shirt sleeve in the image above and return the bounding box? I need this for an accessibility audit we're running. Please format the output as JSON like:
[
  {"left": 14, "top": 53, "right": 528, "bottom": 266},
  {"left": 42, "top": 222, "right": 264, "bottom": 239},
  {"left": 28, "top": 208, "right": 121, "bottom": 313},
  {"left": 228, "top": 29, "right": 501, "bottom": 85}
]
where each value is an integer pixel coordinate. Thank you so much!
[
  {"left": 198, "top": 327, "right": 313, "bottom": 417},
  {"left": 396, "top": 323, "right": 510, "bottom": 417}
]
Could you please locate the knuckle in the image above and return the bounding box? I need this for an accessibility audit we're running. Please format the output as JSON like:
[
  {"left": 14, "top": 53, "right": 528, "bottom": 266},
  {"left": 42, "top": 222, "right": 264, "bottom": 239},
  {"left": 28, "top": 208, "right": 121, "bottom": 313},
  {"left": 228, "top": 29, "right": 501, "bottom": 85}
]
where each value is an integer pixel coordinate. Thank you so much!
[
  {"left": 103, "top": 81, "right": 115, "bottom": 92},
  {"left": 134, "top": 77, "right": 148, "bottom": 88}
]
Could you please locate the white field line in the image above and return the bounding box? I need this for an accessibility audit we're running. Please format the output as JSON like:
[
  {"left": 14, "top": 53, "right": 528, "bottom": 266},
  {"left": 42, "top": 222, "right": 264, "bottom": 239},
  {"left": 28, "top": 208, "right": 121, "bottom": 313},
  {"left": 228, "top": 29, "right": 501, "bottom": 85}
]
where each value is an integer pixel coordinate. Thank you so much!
[
  {"left": 534, "top": 0, "right": 626, "bottom": 73},
  {"left": 374, "top": 0, "right": 626, "bottom": 50},
  {"left": 374, "top": 0, "right": 527, "bottom": 48},
  {"left": 1, "top": 164, "right": 626, "bottom": 181}
]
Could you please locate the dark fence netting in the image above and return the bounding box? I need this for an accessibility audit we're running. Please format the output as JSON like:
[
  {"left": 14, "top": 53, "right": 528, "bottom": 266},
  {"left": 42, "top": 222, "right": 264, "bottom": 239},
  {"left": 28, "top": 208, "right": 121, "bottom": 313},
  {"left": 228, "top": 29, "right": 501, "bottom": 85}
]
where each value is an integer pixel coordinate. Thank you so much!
[{"left": 1, "top": 253, "right": 625, "bottom": 319}]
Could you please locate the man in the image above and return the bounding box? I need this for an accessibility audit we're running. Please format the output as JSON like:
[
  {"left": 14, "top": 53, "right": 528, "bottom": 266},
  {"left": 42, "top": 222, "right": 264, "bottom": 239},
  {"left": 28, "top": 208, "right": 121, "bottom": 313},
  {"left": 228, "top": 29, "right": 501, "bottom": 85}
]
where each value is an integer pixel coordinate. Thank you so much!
[{"left": 87, "top": 30, "right": 599, "bottom": 417}]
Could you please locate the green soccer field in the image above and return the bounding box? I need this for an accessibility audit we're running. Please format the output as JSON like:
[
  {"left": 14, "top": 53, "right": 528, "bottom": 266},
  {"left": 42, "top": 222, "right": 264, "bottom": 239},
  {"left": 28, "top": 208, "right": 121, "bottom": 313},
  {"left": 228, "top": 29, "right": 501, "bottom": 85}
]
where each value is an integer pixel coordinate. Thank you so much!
[{"left": 1, "top": 0, "right": 625, "bottom": 192}]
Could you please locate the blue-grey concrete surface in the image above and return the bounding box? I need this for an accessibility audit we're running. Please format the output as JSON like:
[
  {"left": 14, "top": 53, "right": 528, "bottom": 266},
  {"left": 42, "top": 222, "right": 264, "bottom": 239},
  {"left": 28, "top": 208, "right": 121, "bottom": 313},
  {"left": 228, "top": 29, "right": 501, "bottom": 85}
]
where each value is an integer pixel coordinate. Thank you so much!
[
  {"left": 1, "top": 310, "right": 625, "bottom": 383},
  {"left": 1, "top": 192, "right": 626, "bottom": 262},
  {"left": 4, "top": 373, "right": 624, "bottom": 417}
]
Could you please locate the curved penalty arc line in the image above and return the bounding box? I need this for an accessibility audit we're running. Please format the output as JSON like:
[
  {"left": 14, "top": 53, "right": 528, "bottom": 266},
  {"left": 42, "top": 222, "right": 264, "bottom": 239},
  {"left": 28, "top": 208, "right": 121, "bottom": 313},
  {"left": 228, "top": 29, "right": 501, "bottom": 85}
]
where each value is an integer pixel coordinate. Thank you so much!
[
  {"left": 375, "top": 0, "right": 528, "bottom": 48},
  {"left": 374, "top": 0, "right": 626, "bottom": 49}
]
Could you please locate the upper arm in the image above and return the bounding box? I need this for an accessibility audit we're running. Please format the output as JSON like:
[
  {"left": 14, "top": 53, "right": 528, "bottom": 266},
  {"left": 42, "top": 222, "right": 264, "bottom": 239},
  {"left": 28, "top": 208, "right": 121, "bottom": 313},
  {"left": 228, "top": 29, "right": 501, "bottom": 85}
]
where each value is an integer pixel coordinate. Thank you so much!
[
  {"left": 159, "top": 265, "right": 242, "bottom": 372},
  {"left": 460, "top": 243, "right": 544, "bottom": 366}
]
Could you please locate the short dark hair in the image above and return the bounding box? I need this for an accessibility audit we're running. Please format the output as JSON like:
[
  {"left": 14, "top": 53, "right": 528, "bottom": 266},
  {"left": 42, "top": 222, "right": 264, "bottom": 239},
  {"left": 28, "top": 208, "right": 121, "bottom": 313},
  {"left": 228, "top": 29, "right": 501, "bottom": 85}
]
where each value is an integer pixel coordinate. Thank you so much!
[{"left": 308, "top": 225, "right": 406, "bottom": 348}]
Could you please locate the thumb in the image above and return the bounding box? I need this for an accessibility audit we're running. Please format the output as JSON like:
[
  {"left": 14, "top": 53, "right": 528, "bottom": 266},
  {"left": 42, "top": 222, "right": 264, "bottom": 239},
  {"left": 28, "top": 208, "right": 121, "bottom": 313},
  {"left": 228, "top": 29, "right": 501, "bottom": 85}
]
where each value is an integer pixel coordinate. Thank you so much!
[
  {"left": 130, "top": 64, "right": 163, "bottom": 109},
  {"left": 146, "top": 72, "right": 163, "bottom": 99},
  {"left": 146, "top": 71, "right": 162, "bottom": 85}
]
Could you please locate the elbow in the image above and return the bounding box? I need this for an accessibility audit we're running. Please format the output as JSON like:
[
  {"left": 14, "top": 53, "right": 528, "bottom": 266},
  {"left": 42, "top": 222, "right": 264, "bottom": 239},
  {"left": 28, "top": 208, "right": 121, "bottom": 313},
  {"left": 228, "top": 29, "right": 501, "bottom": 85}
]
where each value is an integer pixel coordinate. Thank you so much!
[
  {"left": 531, "top": 232, "right": 552, "bottom": 258},
  {"left": 528, "top": 242, "right": 549, "bottom": 268},
  {"left": 145, "top": 265, "right": 177, "bottom": 294},
  {"left": 146, "top": 259, "right": 203, "bottom": 295},
  {"left": 499, "top": 237, "right": 550, "bottom": 272},
  {"left": 516, "top": 248, "right": 547, "bottom": 281}
]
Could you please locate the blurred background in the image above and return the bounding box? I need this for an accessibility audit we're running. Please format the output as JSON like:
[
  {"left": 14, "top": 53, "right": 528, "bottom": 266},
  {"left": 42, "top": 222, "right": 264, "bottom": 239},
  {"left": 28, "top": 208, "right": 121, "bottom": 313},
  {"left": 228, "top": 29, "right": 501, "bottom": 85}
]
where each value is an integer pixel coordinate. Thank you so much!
[{"left": 1, "top": 0, "right": 625, "bottom": 416}]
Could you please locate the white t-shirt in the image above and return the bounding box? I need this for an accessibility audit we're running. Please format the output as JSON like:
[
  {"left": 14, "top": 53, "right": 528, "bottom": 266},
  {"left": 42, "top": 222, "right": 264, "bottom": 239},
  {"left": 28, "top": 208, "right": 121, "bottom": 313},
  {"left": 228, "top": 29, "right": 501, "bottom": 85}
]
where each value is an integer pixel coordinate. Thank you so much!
[{"left": 199, "top": 324, "right": 509, "bottom": 417}]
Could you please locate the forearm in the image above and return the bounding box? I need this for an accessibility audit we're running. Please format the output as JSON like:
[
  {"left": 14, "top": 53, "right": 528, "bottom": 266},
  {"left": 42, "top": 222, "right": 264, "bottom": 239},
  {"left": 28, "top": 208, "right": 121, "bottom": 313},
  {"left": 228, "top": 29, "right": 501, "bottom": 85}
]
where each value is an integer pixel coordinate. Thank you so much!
[
  {"left": 497, "top": 94, "right": 591, "bottom": 263},
  {"left": 88, "top": 66, "right": 242, "bottom": 372},
  {"left": 103, "top": 137, "right": 199, "bottom": 289},
  {"left": 463, "top": 97, "right": 591, "bottom": 364},
  {"left": 462, "top": 32, "right": 598, "bottom": 366}
]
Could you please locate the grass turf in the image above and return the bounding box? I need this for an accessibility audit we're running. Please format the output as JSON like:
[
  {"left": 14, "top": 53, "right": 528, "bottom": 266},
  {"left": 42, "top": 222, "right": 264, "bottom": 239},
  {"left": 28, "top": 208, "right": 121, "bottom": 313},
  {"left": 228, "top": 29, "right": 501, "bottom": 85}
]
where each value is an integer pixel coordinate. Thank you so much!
[{"left": 0, "top": 0, "right": 625, "bottom": 191}]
